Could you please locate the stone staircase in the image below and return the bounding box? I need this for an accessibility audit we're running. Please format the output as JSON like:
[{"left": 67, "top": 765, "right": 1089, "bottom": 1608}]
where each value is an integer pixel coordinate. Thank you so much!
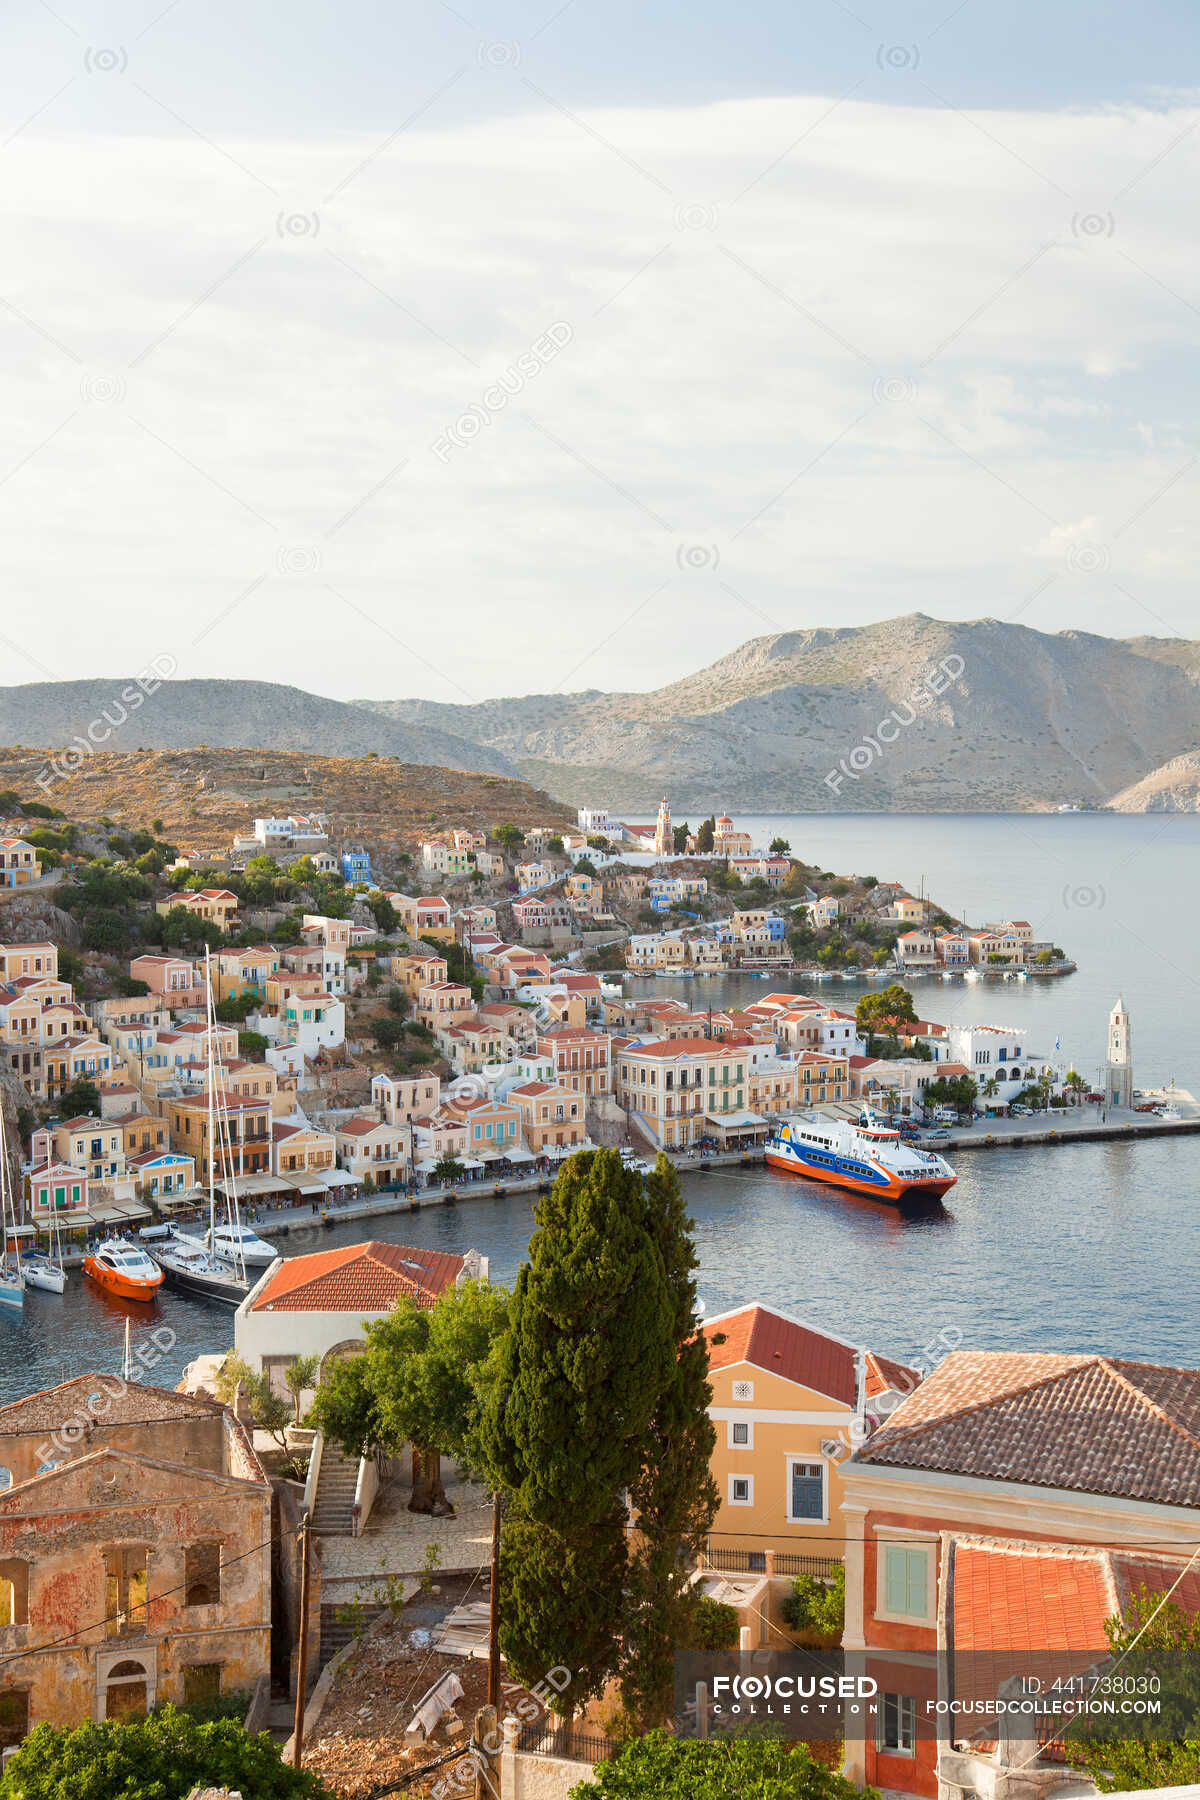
[
  {"left": 311, "top": 1442, "right": 361, "bottom": 1538},
  {"left": 317, "top": 1601, "right": 383, "bottom": 1670}
]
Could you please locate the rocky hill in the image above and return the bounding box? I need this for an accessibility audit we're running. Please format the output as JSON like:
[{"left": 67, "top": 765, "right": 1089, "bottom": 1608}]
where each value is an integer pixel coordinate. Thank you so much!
[
  {"left": 360, "top": 615, "right": 1200, "bottom": 811},
  {"left": 0, "top": 748, "right": 572, "bottom": 860},
  {"left": 0, "top": 678, "right": 514, "bottom": 777},
  {"left": 1108, "top": 753, "right": 1200, "bottom": 812}
]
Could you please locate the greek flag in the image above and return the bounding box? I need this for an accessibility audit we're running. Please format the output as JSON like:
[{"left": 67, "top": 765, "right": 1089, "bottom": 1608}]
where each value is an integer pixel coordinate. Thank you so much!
[{"left": 1055, "top": 1037, "right": 1061, "bottom": 1052}]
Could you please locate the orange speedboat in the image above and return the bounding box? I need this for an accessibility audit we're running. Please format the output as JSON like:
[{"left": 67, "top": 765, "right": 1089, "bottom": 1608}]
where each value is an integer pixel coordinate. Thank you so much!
[{"left": 83, "top": 1239, "right": 164, "bottom": 1302}]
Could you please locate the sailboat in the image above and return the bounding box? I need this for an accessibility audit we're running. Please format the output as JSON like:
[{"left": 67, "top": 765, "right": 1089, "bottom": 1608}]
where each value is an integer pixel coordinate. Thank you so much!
[
  {"left": 152, "top": 951, "right": 250, "bottom": 1309},
  {"left": 0, "top": 1105, "right": 24, "bottom": 1314},
  {"left": 23, "top": 1201, "right": 65, "bottom": 1293}
]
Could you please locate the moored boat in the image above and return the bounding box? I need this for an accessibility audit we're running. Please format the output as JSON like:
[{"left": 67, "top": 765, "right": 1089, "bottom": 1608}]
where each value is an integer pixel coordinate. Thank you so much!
[
  {"left": 179, "top": 1221, "right": 275, "bottom": 1266},
  {"left": 0, "top": 1102, "right": 24, "bottom": 1313},
  {"left": 83, "top": 1239, "right": 164, "bottom": 1302},
  {"left": 152, "top": 1235, "right": 249, "bottom": 1307},
  {"left": 765, "top": 1114, "right": 956, "bottom": 1204},
  {"left": 23, "top": 1252, "right": 65, "bottom": 1294}
]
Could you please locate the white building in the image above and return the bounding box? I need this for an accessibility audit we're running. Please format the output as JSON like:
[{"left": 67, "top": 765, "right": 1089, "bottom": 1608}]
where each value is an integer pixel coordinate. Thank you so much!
[
  {"left": 577, "top": 807, "right": 617, "bottom": 837},
  {"left": 946, "top": 1024, "right": 1055, "bottom": 1090},
  {"left": 233, "top": 1241, "right": 490, "bottom": 1382}
]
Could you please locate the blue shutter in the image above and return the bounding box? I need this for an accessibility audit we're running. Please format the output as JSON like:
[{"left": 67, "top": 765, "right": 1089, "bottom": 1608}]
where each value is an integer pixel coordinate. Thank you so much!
[{"left": 790, "top": 1462, "right": 823, "bottom": 1519}]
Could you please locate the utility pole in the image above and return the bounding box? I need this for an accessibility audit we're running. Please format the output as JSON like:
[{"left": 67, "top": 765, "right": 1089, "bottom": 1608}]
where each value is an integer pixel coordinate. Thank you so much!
[
  {"left": 291, "top": 1510, "right": 312, "bottom": 1767},
  {"left": 487, "top": 1490, "right": 501, "bottom": 1708}
]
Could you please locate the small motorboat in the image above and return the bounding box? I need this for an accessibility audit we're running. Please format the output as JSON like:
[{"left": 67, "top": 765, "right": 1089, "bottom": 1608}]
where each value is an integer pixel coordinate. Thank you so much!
[
  {"left": 83, "top": 1239, "right": 164, "bottom": 1302},
  {"left": 202, "top": 1221, "right": 276, "bottom": 1266}
]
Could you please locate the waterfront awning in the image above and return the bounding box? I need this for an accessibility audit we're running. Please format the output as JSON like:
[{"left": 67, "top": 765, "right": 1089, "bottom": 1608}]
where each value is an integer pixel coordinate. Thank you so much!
[
  {"left": 215, "top": 1172, "right": 293, "bottom": 1198},
  {"left": 319, "top": 1169, "right": 358, "bottom": 1189},
  {"left": 89, "top": 1198, "right": 153, "bottom": 1224},
  {"left": 155, "top": 1191, "right": 206, "bottom": 1213},
  {"left": 505, "top": 1147, "right": 536, "bottom": 1164},
  {"left": 415, "top": 1157, "right": 440, "bottom": 1174},
  {"left": 704, "top": 1110, "right": 769, "bottom": 1138},
  {"left": 459, "top": 1157, "right": 485, "bottom": 1170}
]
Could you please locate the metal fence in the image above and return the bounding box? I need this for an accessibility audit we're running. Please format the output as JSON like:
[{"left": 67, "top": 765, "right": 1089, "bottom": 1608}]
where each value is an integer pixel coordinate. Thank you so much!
[
  {"left": 514, "top": 1721, "right": 615, "bottom": 1764},
  {"left": 701, "top": 1544, "right": 842, "bottom": 1579}
]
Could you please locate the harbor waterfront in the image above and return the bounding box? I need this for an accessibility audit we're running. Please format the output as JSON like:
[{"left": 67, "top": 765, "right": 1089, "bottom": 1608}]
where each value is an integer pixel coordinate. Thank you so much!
[{"left": 2, "top": 813, "right": 1198, "bottom": 1395}]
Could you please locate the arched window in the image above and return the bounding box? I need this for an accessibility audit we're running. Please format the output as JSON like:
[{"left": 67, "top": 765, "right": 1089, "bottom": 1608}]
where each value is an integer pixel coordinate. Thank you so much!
[
  {"left": 103, "top": 1659, "right": 148, "bottom": 1721},
  {"left": 0, "top": 1562, "right": 28, "bottom": 1625}
]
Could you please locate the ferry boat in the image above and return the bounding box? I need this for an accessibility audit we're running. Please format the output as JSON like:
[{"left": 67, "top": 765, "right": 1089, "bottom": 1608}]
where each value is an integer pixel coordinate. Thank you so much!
[
  {"left": 765, "top": 1114, "right": 957, "bottom": 1204},
  {"left": 83, "top": 1239, "right": 165, "bottom": 1302}
]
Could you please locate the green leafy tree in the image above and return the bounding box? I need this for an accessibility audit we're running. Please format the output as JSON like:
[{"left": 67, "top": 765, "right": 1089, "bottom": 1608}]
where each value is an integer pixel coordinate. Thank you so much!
[
  {"left": 571, "top": 1731, "right": 878, "bottom": 1800},
  {"left": 672, "top": 823, "right": 690, "bottom": 853},
  {"left": 695, "top": 816, "right": 716, "bottom": 854},
  {"left": 0, "top": 1709, "right": 332, "bottom": 1799},
  {"left": 780, "top": 1564, "right": 845, "bottom": 1638},
  {"left": 923, "top": 1073, "right": 979, "bottom": 1114},
  {"left": 686, "top": 1595, "right": 738, "bottom": 1650},
  {"left": 56, "top": 1078, "right": 102, "bottom": 1118},
  {"left": 433, "top": 1153, "right": 465, "bottom": 1184},
  {"left": 215, "top": 989, "right": 259, "bottom": 1023},
  {"left": 493, "top": 822, "right": 524, "bottom": 850},
  {"left": 620, "top": 1155, "right": 719, "bottom": 1730},
  {"left": 239, "top": 1029, "right": 269, "bottom": 1057},
  {"left": 768, "top": 836, "right": 791, "bottom": 855},
  {"left": 311, "top": 1281, "right": 509, "bottom": 1515},
  {"left": 283, "top": 1352, "right": 319, "bottom": 1427},
  {"left": 368, "top": 892, "right": 397, "bottom": 934},
  {"left": 1068, "top": 1588, "right": 1200, "bottom": 1790},
  {"left": 855, "top": 983, "right": 918, "bottom": 1032},
  {"left": 547, "top": 835, "right": 565, "bottom": 854},
  {"left": 574, "top": 856, "right": 597, "bottom": 877},
  {"left": 482, "top": 1150, "right": 674, "bottom": 1721},
  {"left": 214, "top": 1353, "right": 299, "bottom": 1470}
]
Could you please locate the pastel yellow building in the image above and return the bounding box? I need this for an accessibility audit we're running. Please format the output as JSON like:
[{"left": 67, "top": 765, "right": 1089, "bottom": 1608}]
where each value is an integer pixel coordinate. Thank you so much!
[{"left": 700, "top": 1303, "right": 918, "bottom": 1571}]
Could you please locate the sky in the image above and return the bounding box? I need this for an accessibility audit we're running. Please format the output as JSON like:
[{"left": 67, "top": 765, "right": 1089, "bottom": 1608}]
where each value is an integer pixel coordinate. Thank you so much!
[{"left": 1, "top": 0, "right": 1199, "bottom": 706}]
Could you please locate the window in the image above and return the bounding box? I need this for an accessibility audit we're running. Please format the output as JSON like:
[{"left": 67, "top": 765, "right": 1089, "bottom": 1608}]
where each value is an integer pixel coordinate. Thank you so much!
[
  {"left": 0, "top": 1689, "right": 29, "bottom": 1748},
  {"left": 877, "top": 1692, "right": 916, "bottom": 1756},
  {"left": 728, "top": 1474, "right": 753, "bottom": 1505},
  {"left": 728, "top": 1420, "right": 752, "bottom": 1448},
  {"left": 183, "top": 1663, "right": 222, "bottom": 1708},
  {"left": 184, "top": 1542, "right": 222, "bottom": 1607},
  {"left": 104, "top": 1548, "right": 148, "bottom": 1635},
  {"left": 788, "top": 1459, "right": 825, "bottom": 1521},
  {"left": 104, "top": 1659, "right": 149, "bottom": 1720},
  {"left": 0, "top": 1562, "right": 28, "bottom": 1625},
  {"left": 881, "top": 1543, "right": 931, "bottom": 1621}
]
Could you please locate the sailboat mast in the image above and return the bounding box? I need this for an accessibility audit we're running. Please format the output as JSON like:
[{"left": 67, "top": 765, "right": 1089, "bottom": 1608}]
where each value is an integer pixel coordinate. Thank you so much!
[{"left": 205, "top": 947, "right": 216, "bottom": 1245}]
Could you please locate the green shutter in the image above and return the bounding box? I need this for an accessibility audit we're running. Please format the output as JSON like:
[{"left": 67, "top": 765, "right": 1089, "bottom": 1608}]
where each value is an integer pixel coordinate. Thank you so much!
[
  {"left": 884, "top": 1546, "right": 928, "bottom": 1617},
  {"left": 906, "top": 1549, "right": 928, "bottom": 1617},
  {"left": 884, "top": 1546, "right": 908, "bottom": 1615}
]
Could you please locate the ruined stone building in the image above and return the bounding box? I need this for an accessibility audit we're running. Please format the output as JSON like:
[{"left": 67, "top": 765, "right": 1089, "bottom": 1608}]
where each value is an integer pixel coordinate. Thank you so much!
[{"left": 0, "top": 1376, "right": 272, "bottom": 1747}]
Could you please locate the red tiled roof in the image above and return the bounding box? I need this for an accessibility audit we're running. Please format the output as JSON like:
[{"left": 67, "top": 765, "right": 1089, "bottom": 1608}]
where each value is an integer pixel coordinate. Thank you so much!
[
  {"left": 859, "top": 1350, "right": 1200, "bottom": 1505},
  {"left": 703, "top": 1304, "right": 917, "bottom": 1408},
  {"left": 250, "top": 1241, "right": 467, "bottom": 1313}
]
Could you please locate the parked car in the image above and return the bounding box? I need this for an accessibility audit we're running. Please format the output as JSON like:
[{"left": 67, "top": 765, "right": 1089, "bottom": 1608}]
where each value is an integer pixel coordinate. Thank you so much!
[
  {"left": 1010, "top": 1104, "right": 1032, "bottom": 1117},
  {"left": 923, "top": 1128, "right": 952, "bottom": 1141},
  {"left": 1083, "top": 1091, "right": 1104, "bottom": 1104}
]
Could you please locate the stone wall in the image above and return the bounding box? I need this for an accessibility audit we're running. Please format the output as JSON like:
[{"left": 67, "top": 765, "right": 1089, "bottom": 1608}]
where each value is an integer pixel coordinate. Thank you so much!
[{"left": 275, "top": 1480, "right": 322, "bottom": 1697}]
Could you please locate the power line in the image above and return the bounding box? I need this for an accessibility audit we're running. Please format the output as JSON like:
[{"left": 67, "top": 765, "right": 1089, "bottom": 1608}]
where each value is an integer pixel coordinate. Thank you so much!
[{"left": 0, "top": 1517, "right": 300, "bottom": 1670}]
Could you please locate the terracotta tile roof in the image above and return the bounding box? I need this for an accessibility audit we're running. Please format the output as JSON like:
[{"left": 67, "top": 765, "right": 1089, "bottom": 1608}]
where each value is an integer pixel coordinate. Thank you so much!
[
  {"left": 858, "top": 1350, "right": 1200, "bottom": 1505},
  {"left": 250, "top": 1240, "right": 467, "bottom": 1313},
  {"left": 703, "top": 1304, "right": 918, "bottom": 1408}
]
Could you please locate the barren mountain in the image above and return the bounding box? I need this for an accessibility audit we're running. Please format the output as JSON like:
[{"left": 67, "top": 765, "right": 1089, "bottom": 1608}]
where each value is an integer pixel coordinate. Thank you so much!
[
  {"left": 0, "top": 747, "right": 570, "bottom": 860},
  {"left": 1108, "top": 753, "right": 1200, "bottom": 813},
  {"left": 0, "top": 678, "right": 515, "bottom": 777},
  {"left": 360, "top": 615, "right": 1200, "bottom": 811}
]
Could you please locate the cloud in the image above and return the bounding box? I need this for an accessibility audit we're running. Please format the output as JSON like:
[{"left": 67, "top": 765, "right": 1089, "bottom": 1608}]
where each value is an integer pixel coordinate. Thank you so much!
[{"left": 0, "top": 89, "right": 1198, "bottom": 700}]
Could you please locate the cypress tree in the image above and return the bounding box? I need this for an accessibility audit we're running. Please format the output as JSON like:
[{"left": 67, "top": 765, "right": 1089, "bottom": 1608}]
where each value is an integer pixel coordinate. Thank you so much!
[
  {"left": 619, "top": 1154, "right": 719, "bottom": 1729},
  {"left": 482, "top": 1149, "right": 673, "bottom": 1717}
]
